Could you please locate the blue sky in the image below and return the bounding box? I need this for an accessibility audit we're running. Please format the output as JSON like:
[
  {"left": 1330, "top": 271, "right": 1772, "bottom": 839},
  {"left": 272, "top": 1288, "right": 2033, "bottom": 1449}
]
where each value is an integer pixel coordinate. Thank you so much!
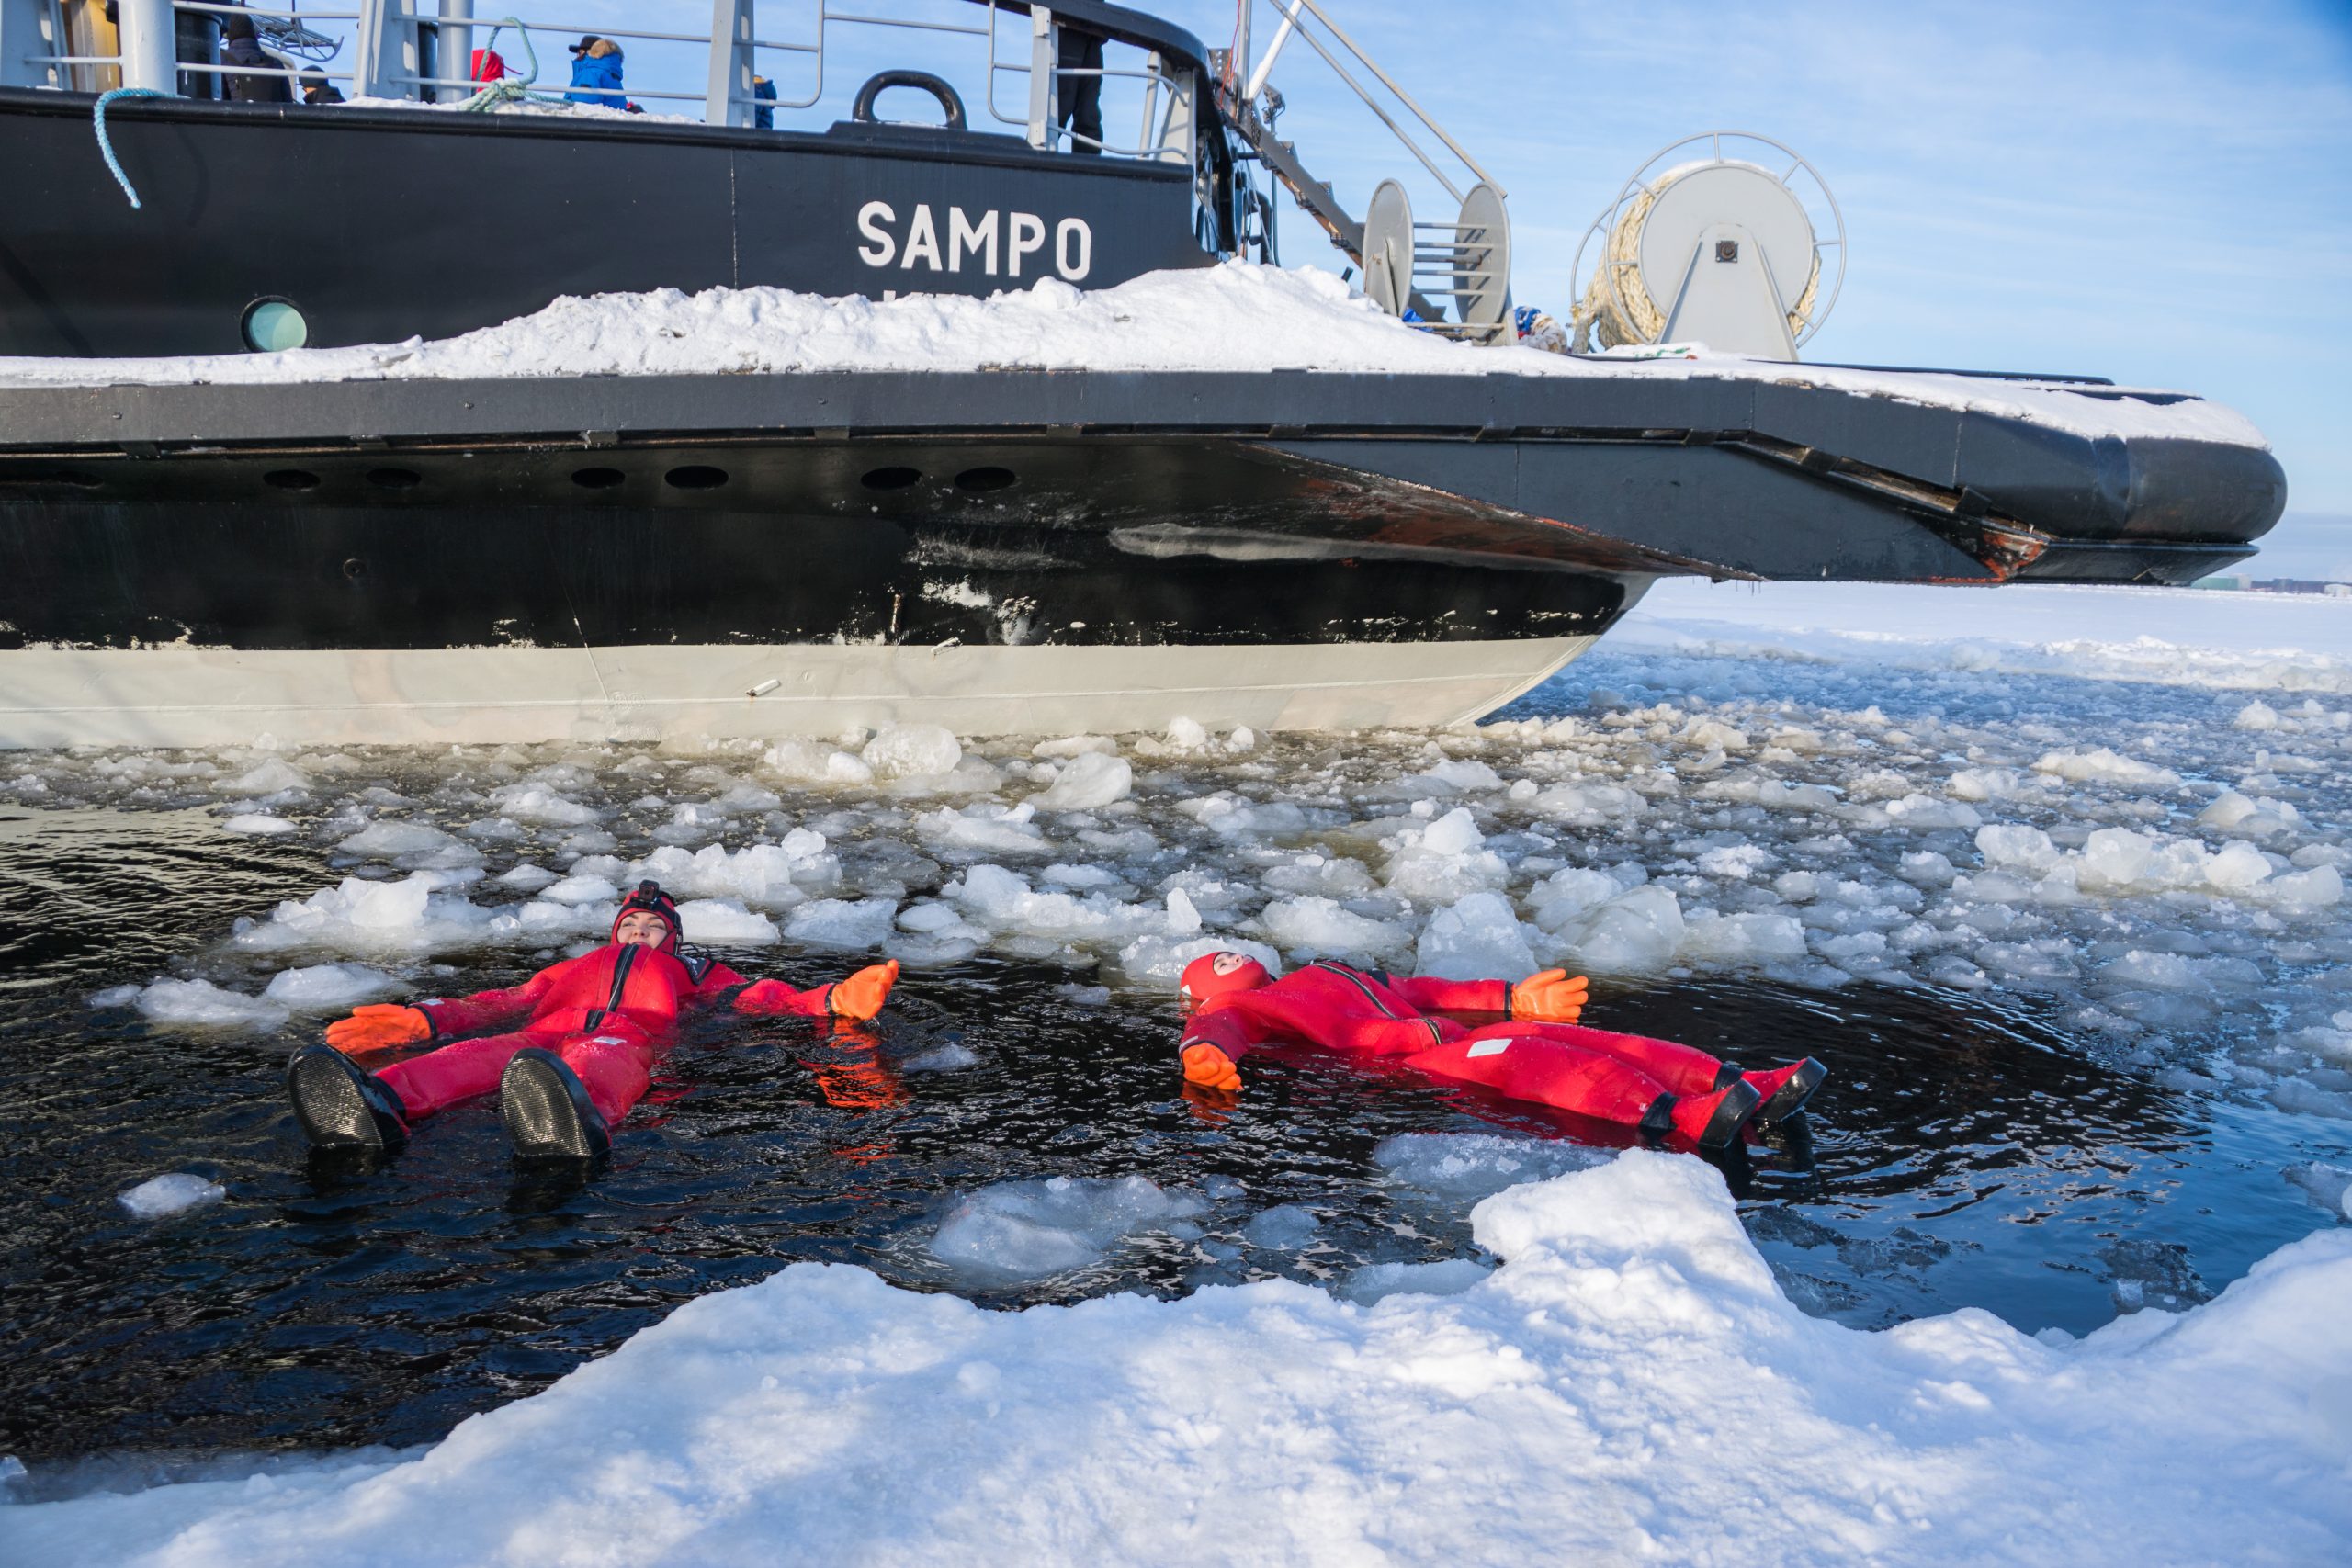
[{"left": 287, "top": 2, "right": 2352, "bottom": 513}]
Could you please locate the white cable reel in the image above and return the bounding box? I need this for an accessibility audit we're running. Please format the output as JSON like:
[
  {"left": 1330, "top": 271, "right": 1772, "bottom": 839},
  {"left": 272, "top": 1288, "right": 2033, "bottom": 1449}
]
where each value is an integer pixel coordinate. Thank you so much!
[{"left": 1569, "top": 131, "right": 1845, "bottom": 361}]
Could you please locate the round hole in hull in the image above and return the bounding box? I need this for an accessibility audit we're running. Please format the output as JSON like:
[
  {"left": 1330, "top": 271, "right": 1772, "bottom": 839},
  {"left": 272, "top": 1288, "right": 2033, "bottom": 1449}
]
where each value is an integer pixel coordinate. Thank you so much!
[
  {"left": 241, "top": 297, "right": 309, "bottom": 353},
  {"left": 264, "top": 469, "right": 321, "bottom": 491},
  {"left": 954, "top": 466, "right": 1015, "bottom": 492},
  {"left": 862, "top": 466, "right": 922, "bottom": 491},
  {"left": 664, "top": 465, "right": 729, "bottom": 491},
  {"left": 342, "top": 558, "right": 368, "bottom": 581},
  {"left": 572, "top": 467, "right": 627, "bottom": 490},
  {"left": 366, "top": 467, "right": 422, "bottom": 490}
]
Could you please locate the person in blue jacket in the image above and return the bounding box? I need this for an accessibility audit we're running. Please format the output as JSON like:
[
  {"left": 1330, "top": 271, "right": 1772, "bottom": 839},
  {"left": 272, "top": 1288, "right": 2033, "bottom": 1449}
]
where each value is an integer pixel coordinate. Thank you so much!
[
  {"left": 566, "top": 35, "right": 625, "bottom": 108},
  {"left": 752, "top": 73, "right": 777, "bottom": 130}
]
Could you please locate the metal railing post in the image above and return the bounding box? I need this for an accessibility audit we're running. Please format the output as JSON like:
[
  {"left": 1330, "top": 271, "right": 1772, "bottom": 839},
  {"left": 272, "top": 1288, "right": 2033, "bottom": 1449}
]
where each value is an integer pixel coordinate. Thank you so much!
[
  {"left": 1024, "top": 5, "right": 1052, "bottom": 150},
  {"left": 436, "top": 0, "right": 472, "bottom": 103},
  {"left": 707, "top": 0, "right": 752, "bottom": 126},
  {"left": 115, "top": 0, "right": 176, "bottom": 92}
]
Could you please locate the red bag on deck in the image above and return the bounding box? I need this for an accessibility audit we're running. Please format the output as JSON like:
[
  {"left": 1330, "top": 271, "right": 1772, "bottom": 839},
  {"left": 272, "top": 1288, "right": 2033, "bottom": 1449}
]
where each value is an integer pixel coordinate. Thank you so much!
[{"left": 469, "top": 48, "right": 508, "bottom": 84}]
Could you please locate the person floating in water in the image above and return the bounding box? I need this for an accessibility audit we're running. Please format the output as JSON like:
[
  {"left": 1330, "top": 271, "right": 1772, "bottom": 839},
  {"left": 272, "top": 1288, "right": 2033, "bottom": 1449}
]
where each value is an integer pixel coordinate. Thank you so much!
[
  {"left": 1173, "top": 953, "right": 1824, "bottom": 1147},
  {"left": 287, "top": 881, "right": 899, "bottom": 1160}
]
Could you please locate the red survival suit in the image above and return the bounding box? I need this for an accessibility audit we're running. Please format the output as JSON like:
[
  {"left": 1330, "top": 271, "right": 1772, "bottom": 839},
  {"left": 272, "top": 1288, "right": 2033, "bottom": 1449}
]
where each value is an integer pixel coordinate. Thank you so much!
[
  {"left": 358, "top": 906, "right": 855, "bottom": 1130},
  {"left": 1176, "top": 953, "right": 1821, "bottom": 1146}
]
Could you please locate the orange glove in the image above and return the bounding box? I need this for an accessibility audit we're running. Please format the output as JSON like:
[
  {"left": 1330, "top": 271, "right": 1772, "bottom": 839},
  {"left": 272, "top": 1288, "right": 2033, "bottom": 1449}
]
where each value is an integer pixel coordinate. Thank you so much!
[
  {"left": 324, "top": 1004, "right": 430, "bottom": 1053},
  {"left": 1180, "top": 1042, "right": 1242, "bottom": 1092},
  {"left": 828, "top": 960, "right": 900, "bottom": 1021},
  {"left": 1510, "top": 969, "right": 1589, "bottom": 1024}
]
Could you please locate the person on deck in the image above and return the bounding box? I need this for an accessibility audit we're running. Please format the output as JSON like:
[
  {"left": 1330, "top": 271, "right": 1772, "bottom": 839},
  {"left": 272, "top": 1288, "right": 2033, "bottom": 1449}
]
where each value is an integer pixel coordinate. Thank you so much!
[
  {"left": 1056, "top": 25, "right": 1104, "bottom": 153},
  {"left": 1173, "top": 952, "right": 1825, "bottom": 1148},
  {"left": 752, "top": 73, "right": 777, "bottom": 130},
  {"left": 564, "top": 35, "right": 625, "bottom": 108},
  {"left": 220, "top": 3, "right": 292, "bottom": 105},
  {"left": 287, "top": 881, "right": 899, "bottom": 1160}
]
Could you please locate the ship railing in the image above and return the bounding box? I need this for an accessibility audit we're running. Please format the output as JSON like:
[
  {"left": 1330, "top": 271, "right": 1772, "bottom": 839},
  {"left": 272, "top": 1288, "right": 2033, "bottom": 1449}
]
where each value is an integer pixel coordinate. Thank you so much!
[
  {"left": 8, "top": 1, "right": 1194, "bottom": 164},
  {"left": 348, "top": 2, "right": 1193, "bottom": 163},
  {"left": 14, "top": 2, "right": 363, "bottom": 97}
]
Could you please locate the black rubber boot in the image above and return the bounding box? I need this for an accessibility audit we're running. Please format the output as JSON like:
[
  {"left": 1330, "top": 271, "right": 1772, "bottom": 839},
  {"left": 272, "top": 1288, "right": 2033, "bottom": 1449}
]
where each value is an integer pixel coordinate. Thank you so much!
[
  {"left": 287, "top": 1044, "right": 409, "bottom": 1150},
  {"left": 500, "top": 1047, "right": 611, "bottom": 1162},
  {"left": 1758, "top": 1057, "right": 1829, "bottom": 1125},
  {"left": 1693, "top": 1077, "right": 1762, "bottom": 1149}
]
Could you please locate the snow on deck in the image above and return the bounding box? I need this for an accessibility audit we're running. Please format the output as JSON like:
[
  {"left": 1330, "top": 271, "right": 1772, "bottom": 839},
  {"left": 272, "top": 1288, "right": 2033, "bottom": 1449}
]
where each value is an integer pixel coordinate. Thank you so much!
[{"left": 0, "top": 263, "right": 2269, "bottom": 447}]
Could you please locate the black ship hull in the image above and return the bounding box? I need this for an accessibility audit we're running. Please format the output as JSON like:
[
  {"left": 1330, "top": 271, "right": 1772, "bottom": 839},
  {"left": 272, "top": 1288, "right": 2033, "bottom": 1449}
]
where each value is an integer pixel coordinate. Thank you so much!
[{"left": 0, "top": 366, "right": 2286, "bottom": 746}]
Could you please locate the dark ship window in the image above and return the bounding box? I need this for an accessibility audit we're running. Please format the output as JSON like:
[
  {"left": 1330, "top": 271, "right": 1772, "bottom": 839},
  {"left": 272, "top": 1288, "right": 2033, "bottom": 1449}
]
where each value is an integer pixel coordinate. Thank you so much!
[
  {"left": 954, "top": 467, "right": 1016, "bottom": 492},
  {"left": 664, "top": 466, "right": 729, "bottom": 491},
  {"left": 241, "top": 298, "right": 310, "bottom": 353},
  {"left": 572, "top": 467, "right": 627, "bottom": 490},
  {"left": 263, "top": 469, "right": 321, "bottom": 491},
  {"left": 862, "top": 467, "right": 922, "bottom": 491}
]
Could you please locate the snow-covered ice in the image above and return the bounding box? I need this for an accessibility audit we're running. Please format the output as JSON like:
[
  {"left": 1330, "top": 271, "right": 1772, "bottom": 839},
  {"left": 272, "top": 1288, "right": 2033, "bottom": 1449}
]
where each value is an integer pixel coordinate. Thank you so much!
[{"left": 11, "top": 1154, "right": 2346, "bottom": 1565}]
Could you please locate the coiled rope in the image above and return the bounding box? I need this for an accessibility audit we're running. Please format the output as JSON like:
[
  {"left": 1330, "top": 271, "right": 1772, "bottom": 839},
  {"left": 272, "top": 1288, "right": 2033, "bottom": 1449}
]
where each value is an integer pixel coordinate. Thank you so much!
[
  {"left": 93, "top": 87, "right": 168, "bottom": 209},
  {"left": 1572, "top": 165, "right": 1821, "bottom": 353},
  {"left": 458, "top": 18, "right": 578, "bottom": 113}
]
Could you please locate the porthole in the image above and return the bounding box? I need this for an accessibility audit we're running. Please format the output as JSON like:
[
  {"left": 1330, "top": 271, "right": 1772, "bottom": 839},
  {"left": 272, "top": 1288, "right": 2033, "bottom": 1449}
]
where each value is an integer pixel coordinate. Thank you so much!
[
  {"left": 366, "top": 467, "right": 422, "bottom": 489},
  {"left": 862, "top": 466, "right": 922, "bottom": 491},
  {"left": 264, "top": 468, "right": 320, "bottom": 491},
  {"left": 571, "top": 467, "right": 627, "bottom": 490},
  {"left": 664, "top": 465, "right": 729, "bottom": 491},
  {"left": 241, "top": 297, "right": 310, "bottom": 354},
  {"left": 342, "top": 558, "right": 368, "bottom": 581},
  {"left": 954, "top": 466, "right": 1015, "bottom": 492}
]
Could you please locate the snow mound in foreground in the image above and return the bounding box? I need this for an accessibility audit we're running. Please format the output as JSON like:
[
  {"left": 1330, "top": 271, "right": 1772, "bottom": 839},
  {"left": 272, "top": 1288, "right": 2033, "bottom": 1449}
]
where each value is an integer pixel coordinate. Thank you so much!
[{"left": 6, "top": 1151, "right": 2346, "bottom": 1565}]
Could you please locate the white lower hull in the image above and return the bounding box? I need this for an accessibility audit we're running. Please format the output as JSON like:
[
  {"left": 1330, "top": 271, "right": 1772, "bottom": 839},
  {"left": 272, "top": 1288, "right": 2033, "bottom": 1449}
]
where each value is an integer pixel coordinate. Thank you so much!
[{"left": 0, "top": 637, "right": 1597, "bottom": 749}]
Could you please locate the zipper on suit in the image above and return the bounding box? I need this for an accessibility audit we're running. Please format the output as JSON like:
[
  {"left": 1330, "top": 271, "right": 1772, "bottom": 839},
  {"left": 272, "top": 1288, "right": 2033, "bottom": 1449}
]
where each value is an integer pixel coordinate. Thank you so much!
[{"left": 583, "top": 943, "right": 639, "bottom": 1032}]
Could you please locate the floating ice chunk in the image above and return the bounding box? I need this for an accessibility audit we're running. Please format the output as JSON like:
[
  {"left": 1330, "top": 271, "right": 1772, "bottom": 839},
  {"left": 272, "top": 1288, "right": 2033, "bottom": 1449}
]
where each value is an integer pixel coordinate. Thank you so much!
[
  {"left": 1164, "top": 887, "right": 1203, "bottom": 937},
  {"left": 2032, "top": 748, "right": 2181, "bottom": 790},
  {"left": 916, "top": 801, "right": 1046, "bottom": 855},
  {"left": 1263, "top": 852, "right": 1378, "bottom": 899},
  {"left": 1528, "top": 780, "right": 1646, "bottom": 827},
  {"left": 261, "top": 964, "right": 400, "bottom": 1011},
  {"left": 2233, "top": 699, "right": 2282, "bottom": 730},
  {"left": 783, "top": 898, "right": 898, "bottom": 950},
  {"left": 864, "top": 723, "right": 962, "bottom": 779},
  {"left": 1947, "top": 767, "right": 2040, "bottom": 802},
  {"left": 1161, "top": 716, "right": 1210, "bottom": 752},
  {"left": 1028, "top": 751, "right": 1134, "bottom": 811},
  {"left": 484, "top": 784, "right": 596, "bottom": 827},
  {"left": 1054, "top": 984, "right": 1113, "bottom": 1007},
  {"left": 2261, "top": 864, "right": 2343, "bottom": 912},
  {"left": 672, "top": 898, "right": 779, "bottom": 945},
  {"left": 1696, "top": 844, "right": 1771, "bottom": 879},
  {"left": 1555, "top": 885, "right": 1685, "bottom": 974},
  {"left": 1115, "top": 932, "right": 1283, "bottom": 987},
  {"left": 1243, "top": 1204, "right": 1321, "bottom": 1251},
  {"left": 118, "top": 1173, "right": 226, "bottom": 1219},
  {"left": 1876, "top": 793, "right": 1983, "bottom": 830},
  {"left": 1528, "top": 867, "right": 1629, "bottom": 931},
  {"left": 1416, "top": 891, "right": 1538, "bottom": 980},
  {"left": 233, "top": 871, "right": 492, "bottom": 956},
  {"left": 628, "top": 836, "right": 842, "bottom": 906},
  {"left": 900, "top": 1043, "right": 980, "bottom": 1074},
  {"left": 1408, "top": 759, "right": 1505, "bottom": 794},
  {"left": 1336, "top": 1258, "right": 1494, "bottom": 1306},
  {"left": 928, "top": 1175, "right": 1205, "bottom": 1285},
  {"left": 1697, "top": 776, "right": 1840, "bottom": 812},
  {"left": 221, "top": 814, "right": 297, "bottom": 836},
  {"left": 2284, "top": 1162, "right": 2352, "bottom": 1220},
  {"left": 1385, "top": 807, "right": 1509, "bottom": 901},
  {"left": 1976, "top": 824, "right": 2061, "bottom": 874},
  {"left": 1261, "top": 896, "right": 1409, "bottom": 960},
  {"left": 1681, "top": 909, "right": 1808, "bottom": 965},
  {"left": 2198, "top": 791, "right": 2302, "bottom": 838},
  {"left": 1033, "top": 735, "right": 1118, "bottom": 759},
  {"left": 335, "top": 820, "right": 465, "bottom": 861},
  {"left": 1372, "top": 1131, "right": 1610, "bottom": 1199},
  {"left": 944, "top": 864, "right": 1160, "bottom": 946},
  {"left": 1681, "top": 717, "right": 1749, "bottom": 751},
  {"left": 762, "top": 739, "right": 875, "bottom": 785},
  {"left": 539, "top": 874, "right": 620, "bottom": 906},
  {"left": 220, "top": 758, "right": 310, "bottom": 796},
  {"left": 96, "top": 977, "right": 288, "bottom": 1031}
]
